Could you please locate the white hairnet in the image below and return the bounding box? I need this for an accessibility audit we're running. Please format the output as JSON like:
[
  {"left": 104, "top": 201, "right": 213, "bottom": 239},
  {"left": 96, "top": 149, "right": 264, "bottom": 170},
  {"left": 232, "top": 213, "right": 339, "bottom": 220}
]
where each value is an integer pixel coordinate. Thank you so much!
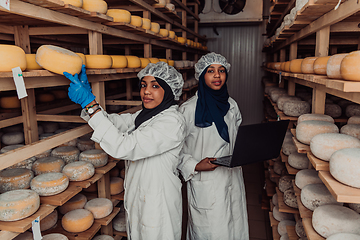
[
  {"left": 137, "top": 61, "right": 184, "bottom": 100},
  {"left": 194, "top": 52, "right": 231, "bottom": 80}
]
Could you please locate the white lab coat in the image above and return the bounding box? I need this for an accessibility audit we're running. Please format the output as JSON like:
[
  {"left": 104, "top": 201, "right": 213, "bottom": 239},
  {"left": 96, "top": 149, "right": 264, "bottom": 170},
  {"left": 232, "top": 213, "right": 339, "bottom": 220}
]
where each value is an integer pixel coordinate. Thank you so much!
[
  {"left": 82, "top": 105, "right": 185, "bottom": 240},
  {"left": 178, "top": 94, "right": 249, "bottom": 240}
]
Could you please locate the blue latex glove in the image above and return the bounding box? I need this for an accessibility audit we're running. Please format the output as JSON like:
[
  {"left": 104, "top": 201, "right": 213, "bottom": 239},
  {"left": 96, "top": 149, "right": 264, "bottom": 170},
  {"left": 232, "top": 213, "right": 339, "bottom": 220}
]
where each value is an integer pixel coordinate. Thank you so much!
[
  {"left": 63, "top": 71, "right": 96, "bottom": 108},
  {"left": 79, "top": 64, "right": 92, "bottom": 92}
]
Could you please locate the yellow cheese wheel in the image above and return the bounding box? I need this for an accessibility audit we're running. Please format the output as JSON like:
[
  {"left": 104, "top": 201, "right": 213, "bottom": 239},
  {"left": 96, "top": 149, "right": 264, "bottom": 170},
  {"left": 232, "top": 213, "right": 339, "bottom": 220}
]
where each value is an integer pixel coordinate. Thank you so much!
[
  {"left": 110, "top": 55, "right": 127, "bottom": 68},
  {"left": 106, "top": 9, "right": 131, "bottom": 23},
  {"left": 25, "top": 54, "right": 42, "bottom": 70},
  {"left": 130, "top": 15, "right": 142, "bottom": 27},
  {"left": 82, "top": 0, "right": 107, "bottom": 13},
  {"left": 0, "top": 44, "right": 26, "bottom": 72},
  {"left": 79, "top": 149, "right": 108, "bottom": 168},
  {"left": 301, "top": 57, "right": 317, "bottom": 74},
  {"left": 148, "top": 58, "right": 159, "bottom": 63},
  {"left": 110, "top": 177, "right": 124, "bottom": 195},
  {"left": 32, "top": 156, "right": 65, "bottom": 175},
  {"left": 313, "top": 56, "right": 331, "bottom": 75},
  {"left": 0, "top": 168, "right": 34, "bottom": 193},
  {"left": 76, "top": 53, "right": 86, "bottom": 66},
  {"left": 85, "top": 55, "right": 112, "bottom": 69},
  {"left": 177, "top": 37, "right": 187, "bottom": 44},
  {"left": 0, "top": 189, "right": 40, "bottom": 221},
  {"left": 289, "top": 59, "right": 303, "bottom": 73},
  {"left": 62, "top": 209, "right": 94, "bottom": 233},
  {"left": 326, "top": 53, "right": 348, "bottom": 79},
  {"left": 37, "top": 93, "right": 55, "bottom": 103},
  {"left": 59, "top": 193, "right": 87, "bottom": 214},
  {"left": 159, "top": 59, "right": 168, "bottom": 63},
  {"left": 62, "top": 161, "right": 95, "bottom": 181},
  {"left": 168, "top": 30, "right": 175, "bottom": 39},
  {"left": 0, "top": 96, "right": 20, "bottom": 109},
  {"left": 150, "top": 22, "right": 160, "bottom": 33},
  {"left": 142, "top": 18, "right": 151, "bottom": 30},
  {"left": 140, "top": 58, "right": 151, "bottom": 68},
  {"left": 36, "top": 45, "right": 82, "bottom": 75},
  {"left": 51, "top": 146, "right": 80, "bottom": 164},
  {"left": 159, "top": 29, "right": 169, "bottom": 37},
  {"left": 125, "top": 56, "right": 141, "bottom": 68},
  {"left": 40, "top": 209, "right": 58, "bottom": 231},
  {"left": 63, "top": 0, "right": 83, "bottom": 7},
  {"left": 84, "top": 198, "right": 113, "bottom": 219},
  {"left": 340, "top": 51, "right": 360, "bottom": 81},
  {"left": 280, "top": 62, "right": 286, "bottom": 71},
  {"left": 273, "top": 62, "right": 282, "bottom": 71},
  {"left": 168, "top": 60, "right": 174, "bottom": 67},
  {"left": 30, "top": 172, "right": 69, "bottom": 196}
]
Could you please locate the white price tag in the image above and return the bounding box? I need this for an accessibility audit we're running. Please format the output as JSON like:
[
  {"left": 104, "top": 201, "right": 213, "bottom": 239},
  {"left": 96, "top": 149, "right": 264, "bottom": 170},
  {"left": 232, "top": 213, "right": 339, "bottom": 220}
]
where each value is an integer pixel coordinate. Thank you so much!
[
  {"left": 278, "top": 72, "right": 282, "bottom": 84},
  {"left": 12, "top": 67, "right": 28, "bottom": 99},
  {"left": 31, "top": 216, "right": 42, "bottom": 240},
  {"left": 0, "top": 0, "right": 10, "bottom": 10}
]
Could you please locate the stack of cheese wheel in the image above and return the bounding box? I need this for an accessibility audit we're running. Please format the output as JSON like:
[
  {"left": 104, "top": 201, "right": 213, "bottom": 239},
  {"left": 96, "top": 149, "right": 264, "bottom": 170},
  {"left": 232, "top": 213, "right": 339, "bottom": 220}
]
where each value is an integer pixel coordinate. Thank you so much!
[
  {"left": 125, "top": 56, "right": 141, "bottom": 68},
  {"left": 84, "top": 198, "right": 113, "bottom": 219},
  {"left": 85, "top": 55, "right": 112, "bottom": 69},
  {"left": 295, "top": 120, "right": 339, "bottom": 145},
  {"left": 140, "top": 58, "right": 151, "bottom": 68},
  {"left": 62, "top": 161, "right": 95, "bottom": 181},
  {"left": 77, "top": 135, "right": 95, "bottom": 151},
  {"left": 301, "top": 56, "right": 317, "bottom": 74},
  {"left": 110, "top": 177, "right": 124, "bottom": 195},
  {"left": 295, "top": 169, "right": 322, "bottom": 189},
  {"left": 82, "top": 0, "right": 107, "bottom": 13},
  {"left": 36, "top": 45, "right": 82, "bottom": 75},
  {"left": 106, "top": 9, "right": 131, "bottom": 23},
  {"left": 340, "top": 50, "right": 360, "bottom": 81},
  {"left": 59, "top": 193, "right": 87, "bottom": 214},
  {"left": 62, "top": 208, "right": 94, "bottom": 233},
  {"left": 326, "top": 53, "right": 348, "bottom": 79},
  {"left": 30, "top": 172, "right": 69, "bottom": 196},
  {"left": 111, "top": 55, "right": 127, "bottom": 68},
  {"left": 51, "top": 146, "right": 80, "bottom": 164},
  {"left": 0, "top": 95, "right": 21, "bottom": 109},
  {"left": 313, "top": 56, "right": 331, "bottom": 75},
  {"left": 130, "top": 15, "right": 142, "bottom": 27},
  {"left": 0, "top": 189, "right": 40, "bottom": 221},
  {"left": 142, "top": 18, "right": 151, "bottom": 30},
  {"left": 1, "top": 145, "right": 36, "bottom": 169},
  {"left": 150, "top": 22, "right": 160, "bottom": 33},
  {"left": 79, "top": 149, "right": 108, "bottom": 168},
  {"left": 0, "top": 44, "right": 27, "bottom": 72},
  {"left": 0, "top": 168, "right": 34, "bottom": 193},
  {"left": 300, "top": 183, "right": 341, "bottom": 211},
  {"left": 32, "top": 156, "right": 65, "bottom": 175},
  {"left": 289, "top": 59, "right": 303, "bottom": 73},
  {"left": 341, "top": 123, "right": 360, "bottom": 139},
  {"left": 25, "top": 54, "right": 42, "bottom": 70},
  {"left": 40, "top": 209, "right": 58, "bottom": 231}
]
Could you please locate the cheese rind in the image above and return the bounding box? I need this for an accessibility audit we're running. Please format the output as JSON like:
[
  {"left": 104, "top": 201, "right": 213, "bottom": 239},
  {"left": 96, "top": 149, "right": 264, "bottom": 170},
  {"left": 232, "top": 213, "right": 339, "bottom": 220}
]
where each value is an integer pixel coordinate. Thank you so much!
[
  {"left": 30, "top": 172, "right": 69, "bottom": 196},
  {"left": 283, "top": 100, "right": 310, "bottom": 117},
  {"left": 313, "top": 56, "right": 331, "bottom": 75},
  {"left": 106, "top": 9, "right": 131, "bottom": 23},
  {"left": 150, "top": 22, "right": 160, "bottom": 33},
  {"left": 1, "top": 131, "right": 24, "bottom": 145},
  {"left": 25, "top": 54, "right": 42, "bottom": 70},
  {"left": 301, "top": 57, "right": 317, "bottom": 74},
  {"left": 40, "top": 209, "right": 58, "bottom": 231},
  {"left": 0, "top": 44, "right": 27, "bottom": 72},
  {"left": 142, "top": 18, "right": 151, "bottom": 30},
  {"left": 61, "top": 209, "right": 94, "bottom": 233},
  {"left": 140, "top": 58, "right": 151, "bottom": 68},
  {"left": 300, "top": 183, "right": 341, "bottom": 211},
  {"left": 340, "top": 50, "right": 360, "bottom": 81},
  {"left": 341, "top": 124, "right": 360, "bottom": 139},
  {"left": 297, "top": 113, "right": 334, "bottom": 124},
  {"left": 296, "top": 120, "right": 339, "bottom": 145},
  {"left": 295, "top": 169, "right": 322, "bottom": 189},
  {"left": 51, "top": 146, "right": 80, "bottom": 164},
  {"left": 79, "top": 149, "right": 108, "bottom": 168},
  {"left": 326, "top": 53, "right": 348, "bottom": 79},
  {"left": 125, "top": 56, "right": 141, "bottom": 68},
  {"left": 82, "top": 0, "right": 107, "bottom": 13},
  {"left": 288, "top": 152, "right": 309, "bottom": 169},
  {"left": 32, "top": 156, "right": 65, "bottom": 175},
  {"left": 327, "top": 233, "right": 360, "bottom": 240},
  {"left": 0, "top": 168, "right": 34, "bottom": 193},
  {"left": 62, "top": 161, "right": 95, "bottom": 181},
  {"left": 59, "top": 193, "right": 87, "bottom": 214},
  {"left": 85, "top": 55, "right": 112, "bottom": 69},
  {"left": 42, "top": 233, "right": 69, "bottom": 240},
  {"left": 0, "top": 96, "right": 21, "bottom": 109},
  {"left": 110, "top": 177, "right": 124, "bottom": 195},
  {"left": 130, "top": 15, "right": 142, "bottom": 27},
  {"left": 289, "top": 59, "right": 303, "bottom": 73},
  {"left": 84, "top": 198, "right": 113, "bottom": 219},
  {"left": 110, "top": 55, "right": 127, "bottom": 68},
  {"left": 113, "top": 209, "right": 126, "bottom": 231}
]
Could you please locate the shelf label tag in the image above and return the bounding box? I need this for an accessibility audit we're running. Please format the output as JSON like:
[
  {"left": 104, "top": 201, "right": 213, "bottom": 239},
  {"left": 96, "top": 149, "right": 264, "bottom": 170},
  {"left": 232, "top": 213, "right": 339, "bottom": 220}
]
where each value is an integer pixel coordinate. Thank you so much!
[
  {"left": 0, "top": 0, "right": 10, "bottom": 10},
  {"left": 278, "top": 72, "right": 282, "bottom": 84},
  {"left": 32, "top": 216, "right": 42, "bottom": 240},
  {"left": 12, "top": 67, "right": 28, "bottom": 99}
]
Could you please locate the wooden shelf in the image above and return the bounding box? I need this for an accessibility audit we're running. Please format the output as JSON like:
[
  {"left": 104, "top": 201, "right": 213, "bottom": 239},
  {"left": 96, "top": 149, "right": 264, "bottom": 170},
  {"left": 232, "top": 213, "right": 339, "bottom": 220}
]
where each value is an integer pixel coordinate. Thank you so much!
[
  {"left": 280, "top": 151, "right": 287, "bottom": 163},
  {"left": 307, "top": 152, "right": 329, "bottom": 171},
  {"left": 296, "top": 195, "right": 313, "bottom": 219},
  {"left": 285, "top": 161, "right": 300, "bottom": 175},
  {"left": 265, "top": 95, "right": 298, "bottom": 121},
  {"left": 70, "top": 173, "right": 104, "bottom": 189},
  {"left": 286, "top": 225, "right": 298, "bottom": 240},
  {"left": 112, "top": 191, "right": 125, "bottom": 201},
  {"left": 292, "top": 136, "right": 310, "bottom": 153},
  {"left": 276, "top": 187, "right": 299, "bottom": 214},
  {"left": 292, "top": 180, "right": 301, "bottom": 196},
  {"left": 114, "top": 230, "right": 128, "bottom": 237},
  {"left": 272, "top": 225, "right": 281, "bottom": 240},
  {"left": 302, "top": 217, "right": 325, "bottom": 240},
  {"left": 40, "top": 184, "right": 82, "bottom": 206},
  {"left": 95, "top": 207, "right": 121, "bottom": 226},
  {"left": 95, "top": 161, "right": 118, "bottom": 174},
  {"left": 269, "top": 212, "right": 279, "bottom": 227}
]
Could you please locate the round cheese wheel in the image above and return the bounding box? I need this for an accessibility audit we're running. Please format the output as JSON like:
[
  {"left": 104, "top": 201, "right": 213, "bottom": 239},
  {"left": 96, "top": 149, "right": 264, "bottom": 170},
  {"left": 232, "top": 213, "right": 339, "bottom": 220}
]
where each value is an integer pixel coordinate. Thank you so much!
[
  {"left": 85, "top": 55, "right": 112, "bottom": 69},
  {"left": 142, "top": 18, "right": 151, "bottom": 30},
  {"left": 327, "top": 233, "right": 360, "bottom": 240},
  {"left": 295, "top": 219, "right": 306, "bottom": 238},
  {"left": 37, "top": 93, "right": 55, "bottom": 103},
  {"left": 278, "top": 220, "right": 295, "bottom": 236},
  {"left": 79, "top": 149, "right": 108, "bottom": 168},
  {"left": 282, "top": 141, "right": 297, "bottom": 156},
  {"left": 277, "top": 96, "right": 301, "bottom": 111},
  {"left": 77, "top": 135, "right": 95, "bottom": 151},
  {"left": 278, "top": 175, "right": 295, "bottom": 193},
  {"left": 283, "top": 188, "right": 298, "bottom": 208},
  {"left": 42, "top": 233, "right": 69, "bottom": 240},
  {"left": 341, "top": 124, "right": 360, "bottom": 139},
  {"left": 296, "top": 120, "right": 339, "bottom": 145},
  {"left": 40, "top": 209, "right": 58, "bottom": 231},
  {"left": 0, "top": 168, "right": 34, "bottom": 193},
  {"left": 295, "top": 169, "right": 322, "bottom": 189},
  {"left": 340, "top": 50, "right": 360, "bottom": 81},
  {"left": 168, "top": 59, "right": 174, "bottom": 66},
  {"left": 59, "top": 193, "right": 87, "bottom": 214},
  {"left": 159, "top": 29, "right": 169, "bottom": 37},
  {"left": 110, "top": 55, "right": 127, "bottom": 68},
  {"left": 93, "top": 235, "right": 114, "bottom": 240},
  {"left": 346, "top": 104, "right": 360, "bottom": 117},
  {"left": 289, "top": 59, "right": 303, "bottom": 73},
  {"left": 270, "top": 89, "right": 287, "bottom": 103},
  {"left": 0, "top": 96, "right": 21, "bottom": 109},
  {"left": 110, "top": 177, "right": 124, "bottom": 195},
  {"left": 330, "top": 148, "right": 360, "bottom": 188},
  {"left": 62, "top": 209, "right": 94, "bottom": 233},
  {"left": 13, "top": 231, "right": 33, "bottom": 240},
  {"left": 0, "top": 44, "right": 27, "bottom": 72},
  {"left": 106, "top": 9, "right": 131, "bottom": 23},
  {"left": 0, "top": 189, "right": 40, "bottom": 221},
  {"left": 283, "top": 100, "right": 310, "bottom": 117},
  {"left": 300, "top": 183, "right": 341, "bottom": 211},
  {"left": 272, "top": 193, "right": 278, "bottom": 206},
  {"left": 177, "top": 37, "right": 187, "bottom": 44},
  {"left": 140, "top": 58, "right": 150, "bottom": 68},
  {"left": 82, "top": 0, "right": 107, "bottom": 13},
  {"left": 301, "top": 56, "right": 317, "bottom": 74},
  {"left": 313, "top": 56, "right": 331, "bottom": 75},
  {"left": 325, "top": 103, "right": 342, "bottom": 118},
  {"left": 159, "top": 58, "right": 168, "bottom": 63},
  {"left": 288, "top": 152, "right": 309, "bottom": 169},
  {"left": 273, "top": 161, "right": 285, "bottom": 175},
  {"left": 62, "top": 161, "right": 95, "bottom": 181},
  {"left": 1, "top": 131, "right": 24, "bottom": 145},
  {"left": 298, "top": 113, "right": 334, "bottom": 124},
  {"left": 168, "top": 30, "right": 175, "bottom": 39},
  {"left": 76, "top": 53, "right": 86, "bottom": 66},
  {"left": 30, "top": 172, "right": 69, "bottom": 196},
  {"left": 310, "top": 133, "right": 360, "bottom": 161},
  {"left": 25, "top": 54, "right": 42, "bottom": 70},
  {"left": 51, "top": 146, "right": 80, "bottom": 164},
  {"left": 32, "top": 156, "right": 65, "bottom": 175},
  {"left": 326, "top": 53, "right": 348, "bottom": 79},
  {"left": 150, "top": 22, "right": 160, "bottom": 33},
  {"left": 312, "top": 204, "right": 360, "bottom": 238},
  {"left": 148, "top": 58, "right": 159, "bottom": 63},
  {"left": 125, "top": 56, "right": 141, "bottom": 68},
  {"left": 130, "top": 15, "right": 142, "bottom": 27},
  {"left": 113, "top": 209, "right": 126, "bottom": 231},
  {"left": 348, "top": 116, "right": 360, "bottom": 124},
  {"left": 62, "top": 0, "right": 82, "bottom": 7},
  {"left": 36, "top": 45, "right": 82, "bottom": 75},
  {"left": 284, "top": 61, "right": 291, "bottom": 72},
  {"left": 273, "top": 62, "right": 282, "bottom": 71},
  {"left": 41, "top": 122, "right": 59, "bottom": 133},
  {"left": 84, "top": 198, "right": 113, "bottom": 219}
]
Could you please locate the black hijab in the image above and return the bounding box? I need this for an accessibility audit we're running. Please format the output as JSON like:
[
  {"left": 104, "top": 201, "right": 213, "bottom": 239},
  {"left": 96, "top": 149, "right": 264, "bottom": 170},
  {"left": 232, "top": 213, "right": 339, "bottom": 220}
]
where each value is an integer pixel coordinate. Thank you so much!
[{"left": 135, "top": 77, "right": 176, "bottom": 129}]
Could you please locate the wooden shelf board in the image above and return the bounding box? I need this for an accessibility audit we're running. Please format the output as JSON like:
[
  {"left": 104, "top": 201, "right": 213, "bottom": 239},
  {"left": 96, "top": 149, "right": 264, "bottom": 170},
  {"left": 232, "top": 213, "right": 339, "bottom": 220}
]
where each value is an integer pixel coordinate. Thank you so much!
[
  {"left": 307, "top": 152, "right": 329, "bottom": 171},
  {"left": 280, "top": 151, "right": 288, "bottom": 163},
  {"left": 272, "top": 225, "right": 281, "bottom": 240},
  {"left": 292, "top": 180, "right": 301, "bottom": 196},
  {"left": 286, "top": 225, "right": 298, "bottom": 240},
  {"left": 95, "top": 207, "right": 121, "bottom": 226},
  {"left": 292, "top": 136, "right": 310, "bottom": 153},
  {"left": 0, "top": 204, "right": 56, "bottom": 233},
  {"left": 40, "top": 184, "right": 82, "bottom": 206},
  {"left": 270, "top": 168, "right": 281, "bottom": 180},
  {"left": 70, "top": 173, "right": 103, "bottom": 189},
  {"left": 114, "top": 230, "right": 128, "bottom": 237},
  {"left": 296, "top": 195, "right": 313, "bottom": 219},
  {"left": 95, "top": 161, "right": 117, "bottom": 174},
  {"left": 104, "top": 22, "right": 162, "bottom": 39},
  {"left": 302, "top": 217, "right": 325, "bottom": 240},
  {"left": 276, "top": 187, "right": 299, "bottom": 214},
  {"left": 290, "top": 128, "right": 296, "bottom": 137},
  {"left": 269, "top": 212, "right": 279, "bottom": 227},
  {"left": 0, "top": 231, "right": 19, "bottom": 239},
  {"left": 265, "top": 95, "right": 298, "bottom": 121},
  {"left": 319, "top": 170, "right": 360, "bottom": 203},
  {"left": 112, "top": 191, "right": 125, "bottom": 201},
  {"left": 285, "top": 161, "right": 300, "bottom": 175}
]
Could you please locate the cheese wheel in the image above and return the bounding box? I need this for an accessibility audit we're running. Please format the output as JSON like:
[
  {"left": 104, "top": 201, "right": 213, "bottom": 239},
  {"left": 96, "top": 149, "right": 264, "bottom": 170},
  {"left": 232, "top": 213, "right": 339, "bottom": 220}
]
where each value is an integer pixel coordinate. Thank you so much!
[
  {"left": 273, "top": 161, "right": 285, "bottom": 175},
  {"left": 327, "top": 233, "right": 360, "bottom": 240},
  {"left": 25, "top": 54, "right": 42, "bottom": 70},
  {"left": 37, "top": 93, "right": 55, "bottom": 103},
  {"left": 150, "top": 22, "right": 160, "bottom": 33},
  {"left": 110, "top": 55, "right": 127, "bottom": 68},
  {"left": 0, "top": 96, "right": 21, "bottom": 109},
  {"left": 346, "top": 104, "right": 360, "bottom": 117},
  {"left": 130, "top": 15, "right": 142, "bottom": 27},
  {"left": 84, "top": 198, "right": 113, "bottom": 219},
  {"left": 1, "top": 131, "right": 24, "bottom": 145},
  {"left": 30, "top": 172, "right": 69, "bottom": 196},
  {"left": 301, "top": 57, "right": 317, "bottom": 74},
  {"left": 300, "top": 183, "right": 341, "bottom": 211},
  {"left": 313, "top": 56, "right": 331, "bottom": 75},
  {"left": 272, "top": 193, "right": 278, "bottom": 206},
  {"left": 36, "top": 45, "right": 82, "bottom": 75},
  {"left": 310, "top": 133, "right": 360, "bottom": 161},
  {"left": 0, "top": 44, "right": 27, "bottom": 72},
  {"left": 166, "top": 3, "right": 175, "bottom": 11},
  {"left": 106, "top": 9, "right": 131, "bottom": 23},
  {"left": 110, "top": 177, "right": 124, "bottom": 195},
  {"left": 273, "top": 205, "right": 294, "bottom": 221},
  {"left": 140, "top": 58, "right": 151, "bottom": 68},
  {"left": 295, "top": 219, "right": 306, "bottom": 238},
  {"left": 93, "top": 236, "right": 114, "bottom": 240},
  {"left": 62, "top": 209, "right": 94, "bottom": 233},
  {"left": 283, "top": 188, "right": 297, "bottom": 208},
  {"left": 277, "top": 96, "right": 301, "bottom": 111},
  {"left": 13, "top": 232, "right": 33, "bottom": 240},
  {"left": 348, "top": 116, "right": 360, "bottom": 124},
  {"left": 77, "top": 135, "right": 95, "bottom": 151},
  {"left": 79, "top": 149, "right": 108, "bottom": 168},
  {"left": 159, "top": 59, "right": 168, "bottom": 63},
  {"left": 295, "top": 169, "right": 322, "bottom": 189},
  {"left": 82, "top": 0, "right": 107, "bottom": 13},
  {"left": 42, "top": 233, "right": 69, "bottom": 240},
  {"left": 284, "top": 61, "right": 291, "bottom": 72},
  {"left": 288, "top": 152, "right": 309, "bottom": 170},
  {"left": 0, "top": 168, "right": 34, "bottom": 193},
  {"left": 312, "top": 204, "right": 360, "bottom": 238},
  {"left": 62, "top": 0, "right": 83, "bottom": 7},
  {"left": 76, "top": 53, "right": 86, "bottom": 66},
  {"left": 278, "top": 175, "right": 294, "bottom": 193},
  {"left": 113, "top": 210, "right": 126, "bottom": 231},
  {"left": 59, "top": 193, "right": 87, "bottom": 214},
  {"left": 40, "top": 209, "right": 58, "bottom": 231},
  {"left": 85, "top": 55, "right": 112, "bottom": 69},
  {"left": 278, "top": 220, "right": 295, "bottom": 236},
  {"left": 148, "top": 58, "right": 159, "bottom": 63},
  {"left": 283, "top": 100, "right": 311, "bottom": 117},
  {"left": 341, "top": 124, "right": 360, "bottom": 139},
  {"left": 298, "top": 113, "right": 334, "bottom": 124},
  {"left": 51, "top": 146, "right": 80, "bottom": 164},
  {"left": 159, "top": 29, "right": 169, "bottom": 37},
  {"left": 325, "top": 103, "right": 342, "bottom": 118},
  {"left": 296, "top": 120, "right": 339, "bottom": 145},
  {"left": 326, "top": 53, "right": 348, "bottom": 79},
  {"left": 273, "top": 62, "right": 282, "bottom": 71},
  {"left": 269, "top": 89, "right": 287, "bottom": 103},
  {"left": 289, "top": 59, "right": 303, "bottom": 73},
  {"left": 142, "top": 18, "right": 151, "bottom": 30},
  {"left": 340, "top": 50, "right": 360, "bottom": 81},
  {"left": 32, "top": 156, "right": 65, "bottom": 175},
  {"left": 41, "top": 122, "right": 59, "bottom": 133},
  {"left": 62, "top": 161, "right": 95, "bottom": 181},
  {"left": 282, "top": 141, "right": 297, "bottom": 156},
  {"left": 0, "top": 189, "right": 40, "bottom": 221},
  {"left": 168, "top": 30, "right": 175, "bottom": 39},
  {"left": 167, "top": 59, "right": 174, "bottom": 67},
  {"left": 125, "top": 56, "right": 141, "bottom": 68},
  {"left": 177, "top": 37, "right": 187, "bottom": 44}
]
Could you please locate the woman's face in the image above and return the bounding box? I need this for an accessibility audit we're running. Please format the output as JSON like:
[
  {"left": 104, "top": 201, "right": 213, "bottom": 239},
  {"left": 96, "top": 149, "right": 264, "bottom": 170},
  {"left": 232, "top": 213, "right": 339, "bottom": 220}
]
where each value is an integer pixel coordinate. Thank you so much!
[
  {"left": 204, "top": 64, "right": 226, "bottom": 90},
  {"left": 140, "top": 76, "right": 165, "bottom": 109}
]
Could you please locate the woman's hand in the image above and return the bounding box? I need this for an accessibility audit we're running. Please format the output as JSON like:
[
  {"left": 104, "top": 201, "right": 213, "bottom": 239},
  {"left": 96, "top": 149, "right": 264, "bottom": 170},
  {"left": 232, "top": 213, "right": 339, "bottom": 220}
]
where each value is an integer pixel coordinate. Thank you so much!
[{"left": 195, "top": 157, "right": 219, "bottom": 171}]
